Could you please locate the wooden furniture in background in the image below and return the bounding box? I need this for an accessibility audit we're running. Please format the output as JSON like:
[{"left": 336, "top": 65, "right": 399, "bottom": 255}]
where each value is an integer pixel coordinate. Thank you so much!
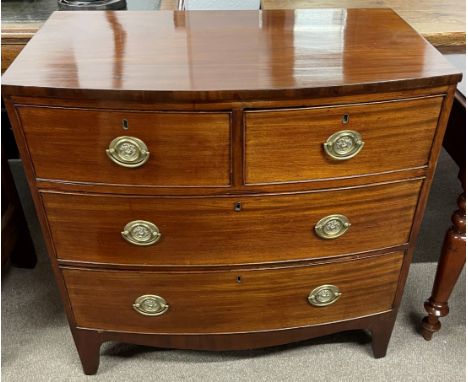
[
  {"left": 421, "top": 90, "right": 466, "bottom": 340},
  {"left": 2, "top": 9, "right": 461, "bottom": 374},
  {"left": 1, "top": 27, "right": 35, "bottom": 74}
]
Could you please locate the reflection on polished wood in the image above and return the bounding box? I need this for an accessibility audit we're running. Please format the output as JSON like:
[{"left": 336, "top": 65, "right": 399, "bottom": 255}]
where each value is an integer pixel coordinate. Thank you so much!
[
  {"left": 1, "top": 0, "right": 464, "bottom": 73},
  {"left": 0, "top": 0, "right": 178, "bottom": 73},
  {"left": 263, "top": 0, "right": 466, "bottom": 52},
  {"left": 2, "top": 10, "right": 461, "bottom": 102}
]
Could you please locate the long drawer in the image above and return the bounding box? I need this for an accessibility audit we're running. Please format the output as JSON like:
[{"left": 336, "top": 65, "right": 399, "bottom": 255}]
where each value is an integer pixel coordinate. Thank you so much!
[
  {"left": 245, "top": 96, "right": 443, "bottom": 184},
  {"left": 63, "top": 252, "right": 403, "bottom": 333},
  {"left": 16, "top": 106, "right": 231, "bottom": 187},
  {"left": 43, "top": 180, "right": 422, "bottom": 266}
]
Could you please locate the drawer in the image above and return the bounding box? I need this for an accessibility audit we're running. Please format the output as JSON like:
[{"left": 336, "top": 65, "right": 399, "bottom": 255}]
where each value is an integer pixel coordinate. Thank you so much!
[
  {"left": 16, "top": 106, "right": 231, "bottom": 187},
  {"left": 245, "top": 96, "right": 443, "bottom": 184},
  {"left": 43, "top": 180, "right": 422, "bottom": 266},
  {"left": 63, "top": 252, "right": 403, "bottom": 333}
]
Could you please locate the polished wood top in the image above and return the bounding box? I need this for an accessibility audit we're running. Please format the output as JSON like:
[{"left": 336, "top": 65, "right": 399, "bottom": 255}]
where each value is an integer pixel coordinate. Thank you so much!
[
  {"left": 2, "top": 9, "right": 461, "bottom": 101},
  {"left": 2, "top": 0, "right": 465, "bottom": 52},
  {"left": 263, "top": 0, "right": 466, "bottom": 51}
]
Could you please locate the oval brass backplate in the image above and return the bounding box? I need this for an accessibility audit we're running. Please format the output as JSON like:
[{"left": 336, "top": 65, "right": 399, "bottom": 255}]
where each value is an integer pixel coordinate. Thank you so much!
[
  {"left": 106, "top": 135, "right": 150, "bottom": 168},
  {"left": 133, "top": 295, "right": 169, "bottom": 316},
  {"left": 314, "top": 214, "right": 351, "bottom": 240},
  {"left": 323, "top": 130, "right": 364, "bottom": 160},
  {"left": 121, "top": 220, "right": 161, "bottom": 246},
  {"left": 308, "top": 285, "right": 341, "bottom": 307}
]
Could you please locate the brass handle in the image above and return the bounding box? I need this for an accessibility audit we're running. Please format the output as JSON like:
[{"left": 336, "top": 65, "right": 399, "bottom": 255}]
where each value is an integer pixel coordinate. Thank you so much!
[
  {"left": 106, "top": 136, "right": 150, "bottom": 168},
  {"left": 323, "top": 130, "right": 364, "bottom": 160},
  {"left": 133, "top": 295, "right": 169, "bottom": 316},
  {"left": 121, "top": 220, "right": 161, "bottom": 246},
  {"left": 315, "top": 214, "right": 351, "bottom": 239},
  {"left": 308, "top": 285, "right": 341, "bottom": 307}
]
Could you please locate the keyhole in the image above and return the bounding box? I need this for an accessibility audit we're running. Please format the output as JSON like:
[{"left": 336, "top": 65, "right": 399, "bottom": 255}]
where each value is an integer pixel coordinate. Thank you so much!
[
  {"left": 342, "top": 114, "right": 349, "bottom": 124},
  {"left": 122, "top": 119, "right": 129, "bottom": 130},
  {"left": 236, "top": 276, "right": 242, "bottom": 283},
  {"left": 234, "top": 202, "right": 242, "bottom": 212}
]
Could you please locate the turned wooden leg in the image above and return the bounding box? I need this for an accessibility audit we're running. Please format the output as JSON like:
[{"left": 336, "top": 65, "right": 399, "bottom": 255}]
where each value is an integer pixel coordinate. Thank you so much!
[
  {"left": 369, "top": 313, "right": 396, "bottom": 358},
  {"left": 421, "top": 189, "right": 466, "bottom": 340},
  {"left": 71, "top": 328, "right": 102, "bottom": 375}
]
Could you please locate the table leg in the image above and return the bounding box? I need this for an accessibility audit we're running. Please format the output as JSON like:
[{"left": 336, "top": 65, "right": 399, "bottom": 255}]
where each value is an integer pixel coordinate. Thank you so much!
[{"left": 421, "top": 172, "right": 466, "bottom": 340}]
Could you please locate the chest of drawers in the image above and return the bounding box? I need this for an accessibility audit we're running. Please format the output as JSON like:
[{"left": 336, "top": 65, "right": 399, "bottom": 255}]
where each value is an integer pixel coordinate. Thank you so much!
[{"left": 2, "top": 9, "right": 461, "bottom": 374}]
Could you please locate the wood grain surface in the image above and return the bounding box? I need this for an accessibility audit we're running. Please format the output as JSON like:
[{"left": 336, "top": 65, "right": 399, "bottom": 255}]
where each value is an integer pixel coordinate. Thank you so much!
[
  {"left": 2, "top": 10, "right": 461, "bottom": 102},
  {"left": 245, "top": 96, "right": 443, "bottom": 184},
  {"left": 16, "top": 106, "right": 231, "bottom": 187},
  {"left": 42, "top": 180, "right": 422, "bottom": 267},
  {"left": 262, "top": 0, "right": 466, "bottom": 50},
  {"left": 63, "top": 252, "right": 403, "bottom": 333}
]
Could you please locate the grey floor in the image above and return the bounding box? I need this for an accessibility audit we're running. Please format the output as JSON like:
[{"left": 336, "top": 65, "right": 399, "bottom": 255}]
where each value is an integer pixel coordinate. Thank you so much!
[{"left": 2, "top": 149, "right": 466, "bottom": 381}]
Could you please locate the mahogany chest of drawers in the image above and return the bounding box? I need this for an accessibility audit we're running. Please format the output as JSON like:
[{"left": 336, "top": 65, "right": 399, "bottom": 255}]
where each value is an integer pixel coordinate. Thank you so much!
[{"left": 2, "top": 9, "right": 461, "bottom": 374}]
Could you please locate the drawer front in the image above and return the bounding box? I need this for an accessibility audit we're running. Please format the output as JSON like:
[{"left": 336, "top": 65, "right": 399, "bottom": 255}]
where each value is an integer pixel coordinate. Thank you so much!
[
  {"left": 43, "top": 180, "right": 422, "bottom": 266},
  {"left": 16, "top": 106, "right": 231, "bottom": 187},
  {"left": 63, "top": 252, "right": 403, "bottom": 333},
  {"left": 245, "top": 97, "right": 443, "bottom": 184}
]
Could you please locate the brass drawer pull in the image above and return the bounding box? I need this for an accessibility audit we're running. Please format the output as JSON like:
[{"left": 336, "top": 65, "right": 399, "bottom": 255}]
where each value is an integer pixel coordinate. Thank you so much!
[
  {"left": 133, "top": 295, "right": 169, "bottom": 316},
  {"left": 121, "top": 220, "right": 161, "bottom": 246},
  {"left": 106, "top": 136, "right": 150, "bottom": 168},
  {"left": 324, "top": 130, "right": 364, "bottom": 160},
  {"left": 315, "top": 214, "right": 351, "bottom": 239},
  {"left": 308, "top": 285, "right": 341, "bottom": 307}
]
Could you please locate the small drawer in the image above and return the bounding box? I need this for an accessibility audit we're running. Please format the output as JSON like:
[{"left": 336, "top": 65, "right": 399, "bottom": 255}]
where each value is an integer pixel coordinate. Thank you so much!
[
  {"left": 63, "top": 252, "right": 403, "bottom": 333},
  {"left": 43, "top": 180, "right": 422, "bottom": 266},
  {"left": 16, "top": 106, "right": 231, "bottom": 187},
  {"left": 245, "top": 96, "right": 443, "bottom": 184}
]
